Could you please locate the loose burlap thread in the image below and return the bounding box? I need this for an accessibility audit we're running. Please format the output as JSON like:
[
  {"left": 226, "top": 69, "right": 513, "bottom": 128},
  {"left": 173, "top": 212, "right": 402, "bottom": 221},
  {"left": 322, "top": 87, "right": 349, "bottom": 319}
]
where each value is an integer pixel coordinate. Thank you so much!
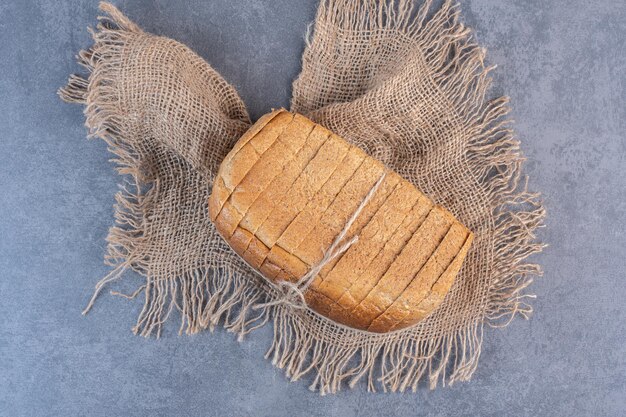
[{"left": 60, "top": 0, "right": 545, "bottom": 394}]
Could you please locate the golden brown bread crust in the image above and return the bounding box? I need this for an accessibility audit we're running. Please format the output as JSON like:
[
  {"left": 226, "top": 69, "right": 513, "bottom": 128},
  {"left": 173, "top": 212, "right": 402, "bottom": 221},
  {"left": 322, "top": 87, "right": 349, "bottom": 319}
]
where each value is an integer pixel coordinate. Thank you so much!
[
  {"left": 221, "top": 114, "right": 314, "bottom": 237},
  {"left": 209, "top": 109, "right": 292, "bottom": 222},
  {"left": 343, "top": 207, "right": 454, "bottom": 329},
  {"left": 209, "top": 110, "right": 474, "bottom": 333},
  {"left": 366, "top": 221, "right": 469, "bottom": 332},
  {"left": 388, "top": 232, "right": 474, "bottom": 331}
]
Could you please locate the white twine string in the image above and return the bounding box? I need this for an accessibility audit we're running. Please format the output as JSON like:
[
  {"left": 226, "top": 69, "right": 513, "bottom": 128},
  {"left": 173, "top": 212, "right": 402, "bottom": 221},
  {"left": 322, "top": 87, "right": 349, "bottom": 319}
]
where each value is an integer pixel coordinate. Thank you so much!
[{"left": 254, "top": 172, "right": 387, "bottom": 310}]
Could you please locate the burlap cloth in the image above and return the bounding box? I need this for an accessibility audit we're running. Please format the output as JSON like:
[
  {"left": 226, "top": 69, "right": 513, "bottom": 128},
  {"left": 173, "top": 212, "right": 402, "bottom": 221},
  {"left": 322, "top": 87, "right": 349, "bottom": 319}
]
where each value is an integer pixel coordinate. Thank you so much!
[{"left": 60, "top": 1, "right": 545, "bottom": 394}]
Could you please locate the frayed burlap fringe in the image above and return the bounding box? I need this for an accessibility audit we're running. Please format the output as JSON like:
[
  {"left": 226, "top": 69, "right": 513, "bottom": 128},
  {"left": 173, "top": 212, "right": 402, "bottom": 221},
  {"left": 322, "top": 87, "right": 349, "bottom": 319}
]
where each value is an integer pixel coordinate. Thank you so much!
[{"left": 60, "top": 1, "right": 545, "bottom": 394}]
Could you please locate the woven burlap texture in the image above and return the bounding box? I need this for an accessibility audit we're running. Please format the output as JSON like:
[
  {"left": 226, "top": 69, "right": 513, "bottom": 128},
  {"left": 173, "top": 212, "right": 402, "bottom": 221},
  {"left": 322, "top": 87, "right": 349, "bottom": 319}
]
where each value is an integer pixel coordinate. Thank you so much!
[{"left": 60, "top": 0, "right": 545, "bottom": 394}]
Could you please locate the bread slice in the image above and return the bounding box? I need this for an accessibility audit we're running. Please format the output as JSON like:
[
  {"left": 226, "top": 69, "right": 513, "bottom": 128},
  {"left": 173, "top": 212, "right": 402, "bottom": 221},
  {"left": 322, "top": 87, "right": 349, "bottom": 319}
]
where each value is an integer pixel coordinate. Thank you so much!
[
  {"left": 344, "top": 207, "right": 454, "bottom": 329},
  {"left": 254, "top": 133, "right": 351, "bottom": 249},
  {"left": 387, "top": 232, "right": 474, "bottom": 331},
  {"left": 275, "top": 147, "right": 366, "bottom": 253},
  {"left": 227, "top": 114, "right": 314, "bottom": 217},
  {"left": 313, "top": 178, "right": 420, "bottom": 304},
  {"left": 292, "top": 155, "right": 386, "bottom": 266},
  {"left": 209, "top": 110, "right": 474, "bottom": 333},
  {"left": 331, "top": 193, "right": 434, "bottom": 312},
  {"left": 367, "top": 222, "right": 469, "bottom": 332},
  {"left": 312, "top": 171, "right": 401, "bottom": 281},
  {"left": 209, "top": 110, "right": 292, "bottom": 221},
  {"left": 235, "top": 124, "right": 331, "bottom": 253}
]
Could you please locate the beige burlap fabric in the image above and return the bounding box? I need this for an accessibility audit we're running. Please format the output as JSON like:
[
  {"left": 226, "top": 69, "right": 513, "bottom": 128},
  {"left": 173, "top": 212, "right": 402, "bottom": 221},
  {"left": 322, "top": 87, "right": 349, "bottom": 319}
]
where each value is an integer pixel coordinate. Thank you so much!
[{"left": 60, "top": 1, "right": 545, "bottom": 394}]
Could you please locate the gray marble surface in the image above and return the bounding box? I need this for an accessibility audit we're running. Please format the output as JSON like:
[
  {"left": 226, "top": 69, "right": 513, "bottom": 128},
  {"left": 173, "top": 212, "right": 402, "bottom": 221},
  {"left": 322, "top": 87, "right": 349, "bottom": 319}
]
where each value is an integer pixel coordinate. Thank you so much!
[{"left": 1, "top": 1, "right": 624, "bottom": 416}]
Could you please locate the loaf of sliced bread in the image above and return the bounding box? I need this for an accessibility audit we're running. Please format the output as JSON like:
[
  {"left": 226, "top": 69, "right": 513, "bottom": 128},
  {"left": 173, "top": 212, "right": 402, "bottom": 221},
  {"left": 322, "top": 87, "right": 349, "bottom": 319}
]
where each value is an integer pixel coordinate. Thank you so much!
[{"left": 209, "top": 109, "right": 473, "bottom": 333}]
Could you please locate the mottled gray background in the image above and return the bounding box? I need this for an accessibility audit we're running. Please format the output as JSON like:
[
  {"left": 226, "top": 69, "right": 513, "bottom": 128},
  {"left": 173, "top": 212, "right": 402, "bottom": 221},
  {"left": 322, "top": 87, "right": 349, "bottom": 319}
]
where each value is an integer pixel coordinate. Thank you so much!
[{"left": 1, "top": 0, "right": 624, "bottom": 416}]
